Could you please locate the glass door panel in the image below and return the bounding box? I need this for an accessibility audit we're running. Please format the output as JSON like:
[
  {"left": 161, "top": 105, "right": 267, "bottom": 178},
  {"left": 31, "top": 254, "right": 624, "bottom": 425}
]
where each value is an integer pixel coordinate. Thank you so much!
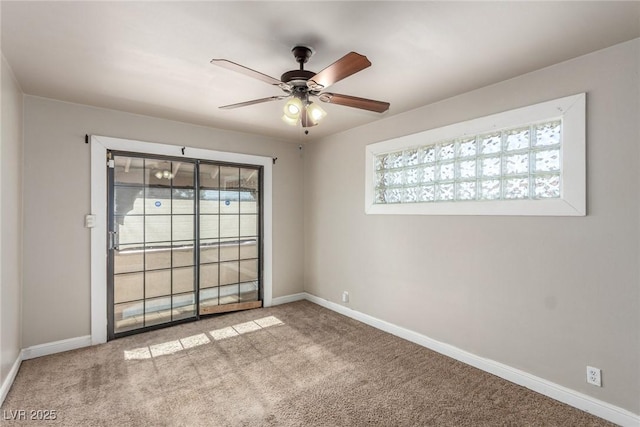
[
  {"left": 109, "top": 154, "right": 197, "bottom": 338},
  {"left": 198, "top": 163, "right": 261, "bottom": 315}
]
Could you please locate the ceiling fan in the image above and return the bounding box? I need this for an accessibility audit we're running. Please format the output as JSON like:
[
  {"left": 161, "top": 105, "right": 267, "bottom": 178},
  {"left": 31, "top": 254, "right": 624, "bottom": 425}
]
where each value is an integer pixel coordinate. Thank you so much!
[{"left": 211, "top": 46, "right": 390, "bottom": 128}]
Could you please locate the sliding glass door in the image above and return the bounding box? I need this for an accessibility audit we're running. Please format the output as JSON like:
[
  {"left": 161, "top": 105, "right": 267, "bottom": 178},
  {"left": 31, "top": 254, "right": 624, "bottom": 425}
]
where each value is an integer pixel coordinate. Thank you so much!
[
  {"left": 107, "top": 152, "right": 261, "bottom": 339},
  {"left": 198, "top": 164, "right": 261, "bottom": 315}
]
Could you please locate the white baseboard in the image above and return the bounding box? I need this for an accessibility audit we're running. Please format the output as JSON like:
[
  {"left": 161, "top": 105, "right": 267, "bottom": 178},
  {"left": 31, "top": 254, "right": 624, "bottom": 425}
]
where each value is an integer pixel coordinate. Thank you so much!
[
  {"left": 270, "top": 292, "right": 306, "bottom": 306},
  {"left": 21, "top": 335, "right": 92, "bottom": 360},
  {"left": 302, "top": 292, "right": 640, "bottom": 427},
  {"left": 1, "top": 335, "right": 91, "bottom": 405},
  {"left": 0, "top": 354, "right": 22, "bottom": 406}
]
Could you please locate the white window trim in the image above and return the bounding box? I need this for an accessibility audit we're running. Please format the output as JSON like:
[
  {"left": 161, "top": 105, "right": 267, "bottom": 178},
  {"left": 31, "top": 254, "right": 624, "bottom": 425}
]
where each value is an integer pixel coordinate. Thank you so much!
[
  {"left": 365, "top": 93, "right": 586, "bottom": 216},
  {"left": 90, "top": 135, "right": 273, "bottom": 345}
]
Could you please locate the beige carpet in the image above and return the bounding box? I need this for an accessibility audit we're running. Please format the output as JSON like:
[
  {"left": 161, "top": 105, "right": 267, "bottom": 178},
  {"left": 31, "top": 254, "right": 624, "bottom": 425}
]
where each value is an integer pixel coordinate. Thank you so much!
[{"left": 2, "top": 301, "right": 613, "bottom": 426}]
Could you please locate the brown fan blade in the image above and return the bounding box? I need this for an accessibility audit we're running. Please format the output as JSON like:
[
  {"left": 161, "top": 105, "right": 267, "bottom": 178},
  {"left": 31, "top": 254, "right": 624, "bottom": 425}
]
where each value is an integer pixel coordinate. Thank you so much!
[
  {"left": 211, "top": 59, "right": 283, "bottom": 86},
  {"left": 220, "top": 96, "right": 287, "bottom": 110},
  {"left": 318, "top": 93, "right": 390, "bottom": 113},
  {"left": 307, "top": 52, "right": 371, "bottom": 90}
]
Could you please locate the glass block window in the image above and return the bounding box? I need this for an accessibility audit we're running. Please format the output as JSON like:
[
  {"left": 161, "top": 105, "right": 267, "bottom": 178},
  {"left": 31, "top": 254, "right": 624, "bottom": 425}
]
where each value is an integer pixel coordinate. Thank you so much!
[
  {"left": 373, "top": 121, "right": 561, "bottom": 204},
  {"left": 365, "top": 93, "right": 585, "bottom": 216}
]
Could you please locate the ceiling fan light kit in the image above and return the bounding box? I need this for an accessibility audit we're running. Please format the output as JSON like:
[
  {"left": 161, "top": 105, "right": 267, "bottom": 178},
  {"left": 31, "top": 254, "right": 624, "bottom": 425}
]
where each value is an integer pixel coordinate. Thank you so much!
[
  {"left": 281, "top": 94, "right": 327, "bottom": 127},
  {"left": 211, "top": 45, "right": 390, "bottom": 129}
]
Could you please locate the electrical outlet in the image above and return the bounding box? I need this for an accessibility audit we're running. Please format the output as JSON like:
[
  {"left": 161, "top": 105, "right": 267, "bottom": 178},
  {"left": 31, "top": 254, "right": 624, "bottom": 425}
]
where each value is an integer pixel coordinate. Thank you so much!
[
  {"left": 342, "top": 291, "right": 349, "bottom": 303},
  {"left": 586, "top": 366, "right": 601, "bottom": 387}
]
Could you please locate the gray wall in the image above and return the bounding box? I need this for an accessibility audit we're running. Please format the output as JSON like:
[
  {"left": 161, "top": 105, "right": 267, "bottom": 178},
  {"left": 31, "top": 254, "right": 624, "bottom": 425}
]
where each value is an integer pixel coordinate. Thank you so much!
[
  {"left": 22, "top": 97, "right": 305, "bottom": 347},
  {"left": 1, "top": 55, "right": 23, "bottom": 389},
  {"left": 304, "top": 39, "right": 640, "bottom": 413}
]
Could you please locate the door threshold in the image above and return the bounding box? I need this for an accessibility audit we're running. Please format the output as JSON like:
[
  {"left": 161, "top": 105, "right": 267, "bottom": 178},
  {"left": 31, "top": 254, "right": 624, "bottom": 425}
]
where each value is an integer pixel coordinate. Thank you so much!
[{"left": 200, "top": 300, "right": 263, "bottom": 315}]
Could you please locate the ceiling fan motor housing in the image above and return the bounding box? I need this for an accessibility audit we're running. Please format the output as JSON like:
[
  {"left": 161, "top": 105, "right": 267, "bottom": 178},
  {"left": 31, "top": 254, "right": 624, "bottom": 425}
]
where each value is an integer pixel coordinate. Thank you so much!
[
  {"left": 281, "top": 46, "right": 318, "bottom": 94},
  {"left": 280, "top": 47, "right": 322, "bottom": 125},
  {"left": 280, "top": 69, "right": 315, "bottom": 85}
]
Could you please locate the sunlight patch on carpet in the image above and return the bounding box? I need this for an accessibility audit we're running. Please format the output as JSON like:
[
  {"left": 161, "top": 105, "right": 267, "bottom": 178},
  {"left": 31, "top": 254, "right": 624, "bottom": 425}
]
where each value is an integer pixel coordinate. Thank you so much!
[
  {"left": 254, "top": 315, "right": 284, "bottom": 328},
  {"left": 123, "top": 346, "right": 151, "bottom": 360},
  {"left": 150, "top": 340, "right": 183, "bottom": 357},
  {"left": 210, "top": 326, "right": 239, "bottom": 340},
  {"left": 181, "top": 333, "right": 211, "bottom": 349},
  {"left": 124, "top": 315, "right": 284, "bottom": 360},
  {"left": 211, "top": 315, "right": 284, "bottom": 341},
  {"left": 232, "top": 321, "right": 262, "bottom": 334}
]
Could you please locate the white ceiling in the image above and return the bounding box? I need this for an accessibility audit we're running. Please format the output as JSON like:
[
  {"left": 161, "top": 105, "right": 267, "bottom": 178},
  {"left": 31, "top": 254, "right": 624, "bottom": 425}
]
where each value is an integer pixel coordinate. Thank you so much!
[{"left": 2, "top": 1, "right": 639, "bottom": 142}]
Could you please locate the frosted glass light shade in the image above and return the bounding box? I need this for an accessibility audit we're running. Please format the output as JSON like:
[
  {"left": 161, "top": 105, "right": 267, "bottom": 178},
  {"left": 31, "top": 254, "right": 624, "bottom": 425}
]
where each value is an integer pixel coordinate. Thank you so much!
[
  {"left": 307, "top": 102, "right": 326, "bottom": 124},
  {"left": 283, "top": 98, "right": 303, "bottom": 119}
]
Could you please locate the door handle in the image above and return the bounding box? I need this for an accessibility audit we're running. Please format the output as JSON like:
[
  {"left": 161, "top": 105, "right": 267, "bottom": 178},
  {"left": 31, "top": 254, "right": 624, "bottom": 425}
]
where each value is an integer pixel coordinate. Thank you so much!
[{"left": 108, "top": 231, "right": 119, "bottom": 250}]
